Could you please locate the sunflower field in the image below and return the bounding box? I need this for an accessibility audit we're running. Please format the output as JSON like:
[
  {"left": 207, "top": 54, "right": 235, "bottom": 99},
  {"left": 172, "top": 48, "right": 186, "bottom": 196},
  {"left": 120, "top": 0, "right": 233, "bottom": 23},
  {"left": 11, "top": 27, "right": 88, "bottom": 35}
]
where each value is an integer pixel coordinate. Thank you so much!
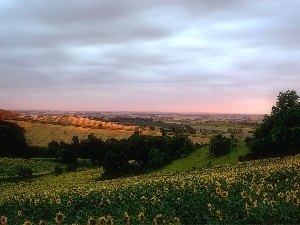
[{"left": 1, "top": 154, "right": 300, "bottom": 224}]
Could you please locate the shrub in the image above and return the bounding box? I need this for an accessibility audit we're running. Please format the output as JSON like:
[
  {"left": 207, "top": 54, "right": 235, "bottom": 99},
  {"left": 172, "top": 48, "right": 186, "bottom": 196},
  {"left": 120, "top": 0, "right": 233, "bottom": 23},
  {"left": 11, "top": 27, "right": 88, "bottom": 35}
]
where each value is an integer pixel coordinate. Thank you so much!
[{"left": 209, "top": 134, "right": 233, "bottom": 157}]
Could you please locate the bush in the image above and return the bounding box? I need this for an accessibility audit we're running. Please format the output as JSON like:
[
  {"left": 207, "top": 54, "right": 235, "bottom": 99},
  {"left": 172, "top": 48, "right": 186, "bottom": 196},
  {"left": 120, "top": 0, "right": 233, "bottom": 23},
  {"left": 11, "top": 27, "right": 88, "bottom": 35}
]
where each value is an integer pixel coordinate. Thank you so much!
[{"left": 209, "top": 134, "right": 233, "bottom": 157}]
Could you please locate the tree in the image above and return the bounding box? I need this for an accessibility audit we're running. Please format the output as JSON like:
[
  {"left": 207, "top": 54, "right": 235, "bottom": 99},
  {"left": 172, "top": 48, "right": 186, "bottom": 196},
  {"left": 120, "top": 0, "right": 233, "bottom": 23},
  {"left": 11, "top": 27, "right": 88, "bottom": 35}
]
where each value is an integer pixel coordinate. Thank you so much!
[
  {"left": 209, "top": 134, "right": 233, "bottom": 157},
  {"left": 250, "top": 90, "right": 300, "bottom": 157}
]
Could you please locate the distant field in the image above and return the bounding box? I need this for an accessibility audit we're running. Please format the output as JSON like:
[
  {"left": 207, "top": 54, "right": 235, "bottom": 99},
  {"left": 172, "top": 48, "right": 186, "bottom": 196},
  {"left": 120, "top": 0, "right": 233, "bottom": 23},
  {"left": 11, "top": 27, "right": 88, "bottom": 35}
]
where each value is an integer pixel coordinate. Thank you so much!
[{"left": 13, "top": 121, "right": 141, "bottom": 147}]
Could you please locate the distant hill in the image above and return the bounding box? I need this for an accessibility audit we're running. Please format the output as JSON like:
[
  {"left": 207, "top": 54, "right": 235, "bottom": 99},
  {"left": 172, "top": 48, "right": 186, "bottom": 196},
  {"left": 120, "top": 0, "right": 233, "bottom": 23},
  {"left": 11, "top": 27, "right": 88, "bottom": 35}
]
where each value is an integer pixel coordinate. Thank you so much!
[{"left": 0, "top": 109, "right": 20, "bottom": 120}]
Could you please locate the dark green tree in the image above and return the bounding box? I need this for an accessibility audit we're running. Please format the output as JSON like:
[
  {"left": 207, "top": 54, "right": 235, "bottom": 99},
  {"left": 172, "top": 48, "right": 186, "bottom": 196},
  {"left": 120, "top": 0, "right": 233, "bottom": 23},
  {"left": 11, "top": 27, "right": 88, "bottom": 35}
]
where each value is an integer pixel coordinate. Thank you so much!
[
  {"left": 250, "top": 90, "right": 300, "bottom": 157},
  {"left": 209, "top": 134, "right": 233, "bottom": 157}
]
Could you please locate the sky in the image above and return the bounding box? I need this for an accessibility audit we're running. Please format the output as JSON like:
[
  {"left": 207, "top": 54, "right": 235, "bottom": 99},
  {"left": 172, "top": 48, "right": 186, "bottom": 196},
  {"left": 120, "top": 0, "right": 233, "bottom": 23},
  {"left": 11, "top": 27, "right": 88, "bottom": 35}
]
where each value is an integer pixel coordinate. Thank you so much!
[{"left": 1, "top": 0, "right": 300, "bottom": 114}]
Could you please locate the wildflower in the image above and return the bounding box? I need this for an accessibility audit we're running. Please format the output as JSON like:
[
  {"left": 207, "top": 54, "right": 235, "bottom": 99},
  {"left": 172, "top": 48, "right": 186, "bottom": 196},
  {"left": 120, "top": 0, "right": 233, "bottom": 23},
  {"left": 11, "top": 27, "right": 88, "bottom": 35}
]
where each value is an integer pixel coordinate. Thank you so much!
[
  {"left": 56, "top": 198, "right": 61, "bottom": 205},
  {"left": 153, "top": 214, "right": 166, "bottom": 225},
  {"left": 267, "top": 184, "right": 273, "bottom": 190},
  {"left": 208, "top": 203, "right": 212, "bottom": 211},
  {"left": 38, "top": 220, "right": 46, "bottom": 225},
  {"left": 253, "top": 200, "right": 258, "bottom": 208},
  {"left": 138, "top": 212, "right": 146, "bottom": 223},
  {"left": 124, "top": 212, "right": 130, "bottom": 225},
  {"left": 106, "top": 199, "right": 111, "bottom": 204},
  {"left": 150, "top": 196, "right": 157, "bottom": 204},
  {"left": 221, "top": 191, "right": 228, "bottom": 198},
  {"left": 241, "top": 191, "right": 247, "bottom": 199},
  {"left": 87, "top": 217, "right": 98, "bottom": 225},
  {"left": 98, "top": 216, "right": 107, "bottom": 225},
  {"left": 55, "top": 211, "right": 65, "bottom": 224},
  {"left": 260, "top": 178, "right": 264, "bottom": 183},
  {"left": 216, "top": 211, "right": 223, "bottom": 221},
  {"left": 294, "top": 183, "right": 299, "bottom": 189},
  {"left": 277, "top": 192, "right": 284, "bottom": 198},
  {"left": 18, "top": 210, "right": 22, "bottom": 216},
  {"left": 173, "top": 217, "right": 180, "bottom": 224},
  {"left": 215, "top": 186, "right": 221, "bottom": 195},
  {"left": 23, "top": 221, "right": 32, "bottom": 225},
  {"left": 106, "top": 215, "right": 114, "bottom": 225},
  {"left": 0, "top": 216, "right": 8, "bottom": 225},
  {"left": 141, "top": 196, "right": 146, "bottom": 203}
]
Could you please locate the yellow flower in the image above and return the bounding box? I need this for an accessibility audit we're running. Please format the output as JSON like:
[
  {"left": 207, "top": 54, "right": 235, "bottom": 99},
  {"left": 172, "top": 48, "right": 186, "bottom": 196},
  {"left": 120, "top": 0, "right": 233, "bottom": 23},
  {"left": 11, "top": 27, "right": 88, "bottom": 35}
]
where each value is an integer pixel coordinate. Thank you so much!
[
  {"left": 38, "top": 220, "right": 46, "bottom": 225},
  {"left": 277, "top": 192, "right": 284, "bottom": 198},
  {"left": 55, "top": 211, "right": 65, "bottom": 224},
  {"left": 56, "top": 198, "right": 62, "bottom": 205},
  {"left": 98, "top": 216, "right": 107, "bottom": 225},
  {"left": 23, "top": 221, "right": 32, "bottom": 225},
  {"left": 267, "top": 184, "right": 273, "bottom": 190},
  {"left": 123, "top": 212, "right": 130, "bottom": 225},
  {"left": 153, "top": 214, "right": 165, "bottom": 225},
  {"left": 173, "top": 217, "right": 180, "bottom": 224},
  {"left": 138, "top": 212, "right": 146, "bottom": 223},
  {"left": 150, "top": 196, "right": 157, "bottom": 204},
  {"left": 241, "top": 191, "right": 247, "bottom": 199},
  {"left": 215, "top": 187, "right": 221, "bottom": 195},
  {"left": 18, "top": 210, "right": 22, "bottom": 216},
  {"left": 294, "top": 183, "right": 299, "bottom": 189},
  {"left": 208, "top": 203, "right": 212, "bottom": 211},
  {"left": 87, "top": 217, "right": 98, "bottom": 225},
  {"left": 141, "top": 196, "right": 146, "bottom": 203},
  {"left": 0, "top": 216, "right": 8, "bottom": 225},
  {"left": 221, "top": 191, "right": 228, "bottom": 198},
  {"left": 106, "top": 215, "right": 114, "bottom": 225},
  {"left": 216, "top": 210, "right": 223, "bottom": 221}
]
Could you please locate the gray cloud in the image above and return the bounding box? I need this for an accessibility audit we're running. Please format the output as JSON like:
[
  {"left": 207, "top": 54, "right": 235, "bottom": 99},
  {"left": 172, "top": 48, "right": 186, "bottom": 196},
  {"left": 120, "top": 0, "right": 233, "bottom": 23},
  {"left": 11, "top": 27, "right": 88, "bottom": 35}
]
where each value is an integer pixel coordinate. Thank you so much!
[{"left": 0, "top": 0, "right": 300, "bottom": 113}]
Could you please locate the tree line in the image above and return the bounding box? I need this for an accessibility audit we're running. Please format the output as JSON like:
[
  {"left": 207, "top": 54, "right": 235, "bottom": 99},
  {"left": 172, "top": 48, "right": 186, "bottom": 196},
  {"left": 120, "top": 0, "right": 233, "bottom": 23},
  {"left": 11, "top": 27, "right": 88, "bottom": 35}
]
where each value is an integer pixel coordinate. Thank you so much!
[{"left": 48, "top": 131, "right": 196, "bottom": 179}]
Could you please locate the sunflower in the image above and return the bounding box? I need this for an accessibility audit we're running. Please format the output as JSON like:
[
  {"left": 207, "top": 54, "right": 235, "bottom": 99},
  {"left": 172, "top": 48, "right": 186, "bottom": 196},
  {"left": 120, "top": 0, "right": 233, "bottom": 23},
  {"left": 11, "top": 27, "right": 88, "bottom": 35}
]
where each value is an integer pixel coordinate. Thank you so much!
[
  {"left": 38, "top": 220, "right": 46, "bottom": 225},
  {"left": 221, "top": 191, "right": 228, "bottom": 198},
  {"left": 137, "top": 212, "right": 146, "bottom": 223},
  {"left": 17, "top": 210, "right": 22, "bottom": 216},
  {"left": 173, "top": 217, "right": 180, "bottom": 224},
  {"left": 153, "top": 214, "right": 165, "bottom": 225},
  {"left": 55, "top": 211, "right": 65, "bottom": 224},
  {"left": 87, "top": 217, "right": 98, "bottom": 225},
  {"left": 106, "top": 215, "right": 114, "bottom": 225},
  {"left": 241, "top": 191, "right": 247, "bottom": 199},
  {"left": 277, "top": 192, "right": 284, "bottom": 198},
  {"left": 267, "top": 184, "right": 273, "bottom": 190},
  {"left": 215, "top": 187, "right": 221, "bottom": 195},
  {"left": 98, "top": 216, "right": 107, "bottom": 225},
  {"left": 123, "top": 212, "right": 130, "bottom": 225},
  {"left": 56, "top": 198, "right": 62, "bottom": 205},
  {"left": 141, "top": 196, "right": 146, "bottom": 203},
  {"left": 216, "top": 211, "right": 223, "bottom": 221},
  {"left": 150, "top": 196, "right": 157, "bottom": 204},
  {"left": 0, "top": 216, "right": 8, "bottom": 225},
  {"left": 23, "top": 221, "right": 32, "bottom": 225}
]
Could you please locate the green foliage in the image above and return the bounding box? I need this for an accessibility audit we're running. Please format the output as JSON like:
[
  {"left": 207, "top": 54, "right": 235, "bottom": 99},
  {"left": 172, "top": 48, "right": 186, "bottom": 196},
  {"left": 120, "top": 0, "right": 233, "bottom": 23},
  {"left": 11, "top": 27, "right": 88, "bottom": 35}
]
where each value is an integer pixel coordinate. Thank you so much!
[
  {"left": 17, "top": 167, "right": 32, "bottom": 178},
  {"left": 48, "top": 132, "right": 195, "bottom": 179},
  {"left": 250, "top": 90, "right": 300, "bottom": 157},
  {"left": 209, "top": 134, "right": 233, "bottom": 157},
  {"left": 54, "top": 165, "right": 64, "bottom": 176},
  {"left": 0, "top": 121, "right": 28, "bottom": 157}
]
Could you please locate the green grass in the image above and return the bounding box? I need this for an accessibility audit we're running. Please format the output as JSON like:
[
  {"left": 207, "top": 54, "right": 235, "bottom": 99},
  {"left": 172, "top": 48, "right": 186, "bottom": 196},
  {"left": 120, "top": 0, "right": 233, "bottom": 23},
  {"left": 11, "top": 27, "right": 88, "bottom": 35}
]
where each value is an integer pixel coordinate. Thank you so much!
[{"left": 154, "top": 141, "right": 250, "bottom": 173}]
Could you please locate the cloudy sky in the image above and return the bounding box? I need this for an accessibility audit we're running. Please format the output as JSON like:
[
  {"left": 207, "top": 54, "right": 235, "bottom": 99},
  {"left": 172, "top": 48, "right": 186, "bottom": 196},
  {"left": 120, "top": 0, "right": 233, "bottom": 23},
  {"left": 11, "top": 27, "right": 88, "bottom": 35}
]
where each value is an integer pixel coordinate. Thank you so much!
[{"left": 1, "top": 0, "right": 300, "bottom": 114}]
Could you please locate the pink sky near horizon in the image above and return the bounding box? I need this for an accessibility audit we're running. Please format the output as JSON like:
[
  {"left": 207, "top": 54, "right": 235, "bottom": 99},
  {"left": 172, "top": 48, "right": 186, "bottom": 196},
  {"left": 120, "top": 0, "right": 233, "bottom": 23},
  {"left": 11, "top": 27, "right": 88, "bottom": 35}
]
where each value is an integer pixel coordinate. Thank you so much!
[{"left": 0, "top": 1, "right": 299, "bottom": 114}]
